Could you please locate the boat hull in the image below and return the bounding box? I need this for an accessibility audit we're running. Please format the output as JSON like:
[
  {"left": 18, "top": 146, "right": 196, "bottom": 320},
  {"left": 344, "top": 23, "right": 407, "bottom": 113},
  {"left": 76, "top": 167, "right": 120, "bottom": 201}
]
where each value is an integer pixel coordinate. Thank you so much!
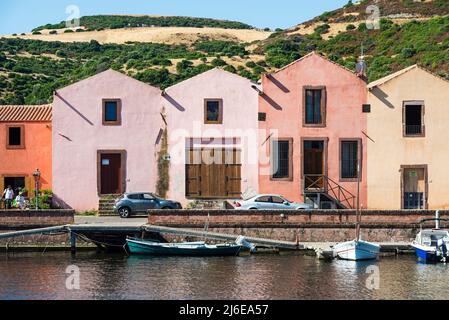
[
  {"left": 333, "top": 240, "right": 380, "bottom": 261},
  {"left": 411, "top": 242, "right": 446, "bottom": 263},
  {"left": 126, "top": 239, "right": 242, "bottom": 256}
]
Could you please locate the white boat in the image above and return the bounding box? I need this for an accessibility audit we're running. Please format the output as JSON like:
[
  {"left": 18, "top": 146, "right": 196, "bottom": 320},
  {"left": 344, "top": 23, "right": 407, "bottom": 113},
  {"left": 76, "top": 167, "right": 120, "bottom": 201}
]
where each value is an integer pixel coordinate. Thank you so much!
[
  {"left": 333, "top": 240, "right": 380, "bottom": 261},
  {"left": 411, "top": 216, "right": 449, "bottom": 263},
  {"left": 332, "top": 162, "right": 380, "bottom": 261}
]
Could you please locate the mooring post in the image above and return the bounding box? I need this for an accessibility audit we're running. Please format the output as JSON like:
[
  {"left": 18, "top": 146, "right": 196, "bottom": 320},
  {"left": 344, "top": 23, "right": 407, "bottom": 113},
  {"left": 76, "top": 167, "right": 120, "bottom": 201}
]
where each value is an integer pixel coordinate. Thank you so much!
[
  {"left": 436, "top": 210, "right": 441, "bottom": 229},
  {"left": 70, "top": 232, "right": 76, "bottom": 255}
]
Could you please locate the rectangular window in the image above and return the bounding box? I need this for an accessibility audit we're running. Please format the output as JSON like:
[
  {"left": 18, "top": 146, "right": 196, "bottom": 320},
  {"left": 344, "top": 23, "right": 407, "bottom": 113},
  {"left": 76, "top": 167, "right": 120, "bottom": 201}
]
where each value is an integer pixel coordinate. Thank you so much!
[
  {"left": 272, "top": 139, "right": 292, "bottom": 180},
  {"left": 362, "top": 104, "right": 371, "bottom": 113},
  {"left": 403, "top": 102, "right": 424, "bottom": 137},
  {"left": 341, "top": 140, "right": 359, "bottom": 180},
  {"left": 258, "top": 112, "right": 267, "bottom": 121},
  {"left": 102, "top": 99, "right": 122, "bottom": 126},
  {"left": 304, "top": 87, "right": 326, "bottom": 126},
  {"left": 6, "top": 125, "right": 24, "bottom": 149},
  {"left": 204, "top": 99, "right": 223, "bottom": 124}
]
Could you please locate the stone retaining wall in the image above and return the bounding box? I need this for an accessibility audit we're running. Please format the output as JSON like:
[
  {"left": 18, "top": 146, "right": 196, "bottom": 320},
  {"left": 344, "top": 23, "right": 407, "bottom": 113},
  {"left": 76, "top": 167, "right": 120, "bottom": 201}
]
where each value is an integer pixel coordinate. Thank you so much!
[
  {"left": 0, "top": 210, "right": 75, "bottom": 228},
  {"left": 148, "top": 210, "right": 445, "bottom": 242},
  {"left": 0, "top": 210, "right": 75, "bottom": 246},
  {"left": 148, "top": 209, "right": 444, "bottom": 226}
]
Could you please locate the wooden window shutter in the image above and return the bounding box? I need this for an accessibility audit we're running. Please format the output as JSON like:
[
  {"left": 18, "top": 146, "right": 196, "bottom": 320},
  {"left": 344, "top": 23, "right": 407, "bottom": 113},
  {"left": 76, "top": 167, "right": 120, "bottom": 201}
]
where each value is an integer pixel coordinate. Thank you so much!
[
  {"left": 225, "top": 149, "right": 242, "bottom": 197},
  {"left": 321, "top": 87, "right": 327, "bottom": 126},
  {"left": 185, "top": 149, "right": 201, "bottom": 197},
  {"left": 25, "top": 176, "right": 33, "bottom": 198}
]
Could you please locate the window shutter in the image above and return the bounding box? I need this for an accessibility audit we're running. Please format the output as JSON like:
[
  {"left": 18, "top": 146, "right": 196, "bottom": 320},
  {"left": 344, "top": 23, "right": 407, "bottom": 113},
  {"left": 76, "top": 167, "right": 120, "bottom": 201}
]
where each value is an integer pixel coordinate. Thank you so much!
[
  {"left": 0, "top": 176, "right": 4, "bottom": 198},
  {"left": 186, "top": 149, "right": 201, "bottom": 197},
  {"left": 25, "top": 176, "right": 33, "bottom": 198},
  {"left": 225, "top": 149, "right": 242, "bottom": 197}
]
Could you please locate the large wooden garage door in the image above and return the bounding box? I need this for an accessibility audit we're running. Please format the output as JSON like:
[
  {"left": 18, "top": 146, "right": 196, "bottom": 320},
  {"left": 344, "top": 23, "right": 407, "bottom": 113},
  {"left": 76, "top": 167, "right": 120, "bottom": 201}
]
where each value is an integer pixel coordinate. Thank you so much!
[{"left": 186, "top": 148, "right": 241, "bottom": 199}]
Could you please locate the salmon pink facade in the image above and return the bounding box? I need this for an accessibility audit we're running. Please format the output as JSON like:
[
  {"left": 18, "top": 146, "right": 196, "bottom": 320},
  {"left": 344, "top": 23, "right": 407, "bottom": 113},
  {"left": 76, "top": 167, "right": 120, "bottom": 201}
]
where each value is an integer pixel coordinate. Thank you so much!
[
  {"left": 52, "top": 70, "right": 163, "bottom": 211},
  {"left": 258, "top": 52, "right": 368, "bottom": 209},
  {"left": 164, "top": 68, "right": 260, "bottom": 205}
]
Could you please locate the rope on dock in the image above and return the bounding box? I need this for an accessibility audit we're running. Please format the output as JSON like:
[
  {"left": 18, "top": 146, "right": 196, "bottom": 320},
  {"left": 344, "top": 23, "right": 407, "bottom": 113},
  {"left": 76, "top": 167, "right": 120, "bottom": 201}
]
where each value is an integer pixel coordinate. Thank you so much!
[{"left": 68, "top": 230, "right": 128, "bottom": 249}]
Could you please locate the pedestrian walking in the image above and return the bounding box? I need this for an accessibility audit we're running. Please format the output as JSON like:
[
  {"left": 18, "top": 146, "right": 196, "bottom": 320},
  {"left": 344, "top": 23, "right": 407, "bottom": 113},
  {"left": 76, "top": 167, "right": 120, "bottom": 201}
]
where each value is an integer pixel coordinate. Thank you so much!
[{"left": 3, "top": 185, "right": 14, "bottom": 210}]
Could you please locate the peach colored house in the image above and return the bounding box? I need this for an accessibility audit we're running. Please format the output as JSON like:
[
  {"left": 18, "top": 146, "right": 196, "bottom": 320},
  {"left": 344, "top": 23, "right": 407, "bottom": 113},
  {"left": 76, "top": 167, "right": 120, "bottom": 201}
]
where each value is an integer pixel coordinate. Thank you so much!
[
  {"left": 367, "top": 65, "right": 449, "bottom": 210},
  {"left": 163, "top": 68, "right": 260, "bottom": 205},
  {"left": 0, "top": 105, "right": 52, "bottom": 197},
  {"left": 52, "top": 70, "right": 163, "bottom": 211},
  {"left": 259, "top": 52, "right": 368, "bottom": 209}
]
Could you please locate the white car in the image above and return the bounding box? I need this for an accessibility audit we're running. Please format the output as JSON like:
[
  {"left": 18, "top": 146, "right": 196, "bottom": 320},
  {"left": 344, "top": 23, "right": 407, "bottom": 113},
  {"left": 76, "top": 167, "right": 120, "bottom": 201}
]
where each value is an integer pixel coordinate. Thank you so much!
[{"left": 234, "top": 194, "right": 313, "bottom": 210}]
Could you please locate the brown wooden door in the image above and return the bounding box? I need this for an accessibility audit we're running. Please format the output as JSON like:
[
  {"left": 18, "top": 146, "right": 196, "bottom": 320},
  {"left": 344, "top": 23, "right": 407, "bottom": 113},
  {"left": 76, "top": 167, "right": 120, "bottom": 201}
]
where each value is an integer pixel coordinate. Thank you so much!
[
  {"left": 185, "top": 148, "right": 241, "bottom": 198},
  {"left": 100, "top": 153, "right": 122, "bottom": 195},
  {"left": 304, "top": 141, "right": 325, "bottom": 189},
  {"left": 225, "top": 149, "right": 242, "bottom": 197}
]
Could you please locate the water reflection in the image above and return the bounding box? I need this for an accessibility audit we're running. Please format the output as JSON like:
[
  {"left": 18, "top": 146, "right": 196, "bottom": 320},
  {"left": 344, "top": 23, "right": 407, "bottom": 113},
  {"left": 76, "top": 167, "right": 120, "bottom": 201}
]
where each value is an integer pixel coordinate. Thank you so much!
[{"left": 1, "top": 252, "right": 448, "bottom": 300}]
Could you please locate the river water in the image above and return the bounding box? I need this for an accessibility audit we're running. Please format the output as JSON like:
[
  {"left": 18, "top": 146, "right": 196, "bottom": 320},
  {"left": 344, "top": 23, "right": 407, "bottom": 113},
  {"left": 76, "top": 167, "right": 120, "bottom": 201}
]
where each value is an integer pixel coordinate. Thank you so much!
[{"left": 0, "top": 252, "right": 448, "bottom": 300}]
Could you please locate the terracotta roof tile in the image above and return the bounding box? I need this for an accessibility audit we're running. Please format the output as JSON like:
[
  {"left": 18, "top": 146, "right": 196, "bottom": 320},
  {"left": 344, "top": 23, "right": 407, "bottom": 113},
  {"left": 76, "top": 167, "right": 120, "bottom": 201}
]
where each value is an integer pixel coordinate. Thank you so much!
[{"left": 0, "top": 105, "right": 52, "bottom": 122}]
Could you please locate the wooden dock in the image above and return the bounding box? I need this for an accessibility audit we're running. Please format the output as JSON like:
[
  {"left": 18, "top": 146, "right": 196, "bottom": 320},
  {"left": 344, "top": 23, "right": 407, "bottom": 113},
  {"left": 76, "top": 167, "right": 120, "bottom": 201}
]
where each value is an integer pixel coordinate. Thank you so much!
[
  {"left": 0, "top": 222, "right": 414, "bottom": 255},
  {"left": 0, "top": 226, "right": 68, "bottom": 239},
  {"left": 144, "top": 224, "right": 302, "bottom": 250}
]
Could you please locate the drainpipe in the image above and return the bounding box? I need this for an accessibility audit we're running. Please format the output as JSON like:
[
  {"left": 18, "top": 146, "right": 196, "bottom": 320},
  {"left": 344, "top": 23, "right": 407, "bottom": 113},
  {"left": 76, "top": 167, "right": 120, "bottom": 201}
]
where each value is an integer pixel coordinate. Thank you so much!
[{"left": 436, "top": 210, "right": 440, "bottom": 229}]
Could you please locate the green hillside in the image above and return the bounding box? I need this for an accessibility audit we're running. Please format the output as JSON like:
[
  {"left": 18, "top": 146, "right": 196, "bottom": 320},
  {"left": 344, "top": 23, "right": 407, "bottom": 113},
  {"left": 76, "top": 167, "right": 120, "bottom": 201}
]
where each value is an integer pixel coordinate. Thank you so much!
[
  {"left": 260, "top": 15, "right": 449, "bottom": 83},
  {"left": 0, "top": 1, "right": 448, "bottom": 105},
  {"left": 32, "top": 15, "right": 254, "bottom": 32},
  {"left": 304, "top": 0, "right": 449, "bottom": 26}
]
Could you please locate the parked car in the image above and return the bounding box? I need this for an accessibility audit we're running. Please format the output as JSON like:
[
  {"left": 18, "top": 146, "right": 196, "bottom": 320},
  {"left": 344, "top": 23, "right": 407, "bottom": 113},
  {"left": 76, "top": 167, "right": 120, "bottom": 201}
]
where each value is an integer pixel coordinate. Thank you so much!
[
  {"left": 114, "top": 193, "right": 182, "bottom": 218},
  {"left": 234, "top": 194, "right": 313, "bottom": 210}
]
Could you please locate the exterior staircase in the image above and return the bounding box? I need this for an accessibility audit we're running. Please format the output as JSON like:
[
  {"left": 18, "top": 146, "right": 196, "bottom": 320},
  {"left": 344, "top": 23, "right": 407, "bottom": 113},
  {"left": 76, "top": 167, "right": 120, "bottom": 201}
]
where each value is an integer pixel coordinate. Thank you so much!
[
  {"left": 303, "top": 175, "right": 356, "bottom": 209},
  {"left": 98, "top": 196, "right": 118, "bottom": 216}
]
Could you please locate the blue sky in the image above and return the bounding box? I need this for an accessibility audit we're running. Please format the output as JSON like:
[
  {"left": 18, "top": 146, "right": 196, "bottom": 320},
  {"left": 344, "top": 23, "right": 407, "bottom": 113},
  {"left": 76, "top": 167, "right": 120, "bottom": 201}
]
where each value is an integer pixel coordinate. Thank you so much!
[{"left": 0, "top": 0, "right": 349, "bottom": 35}]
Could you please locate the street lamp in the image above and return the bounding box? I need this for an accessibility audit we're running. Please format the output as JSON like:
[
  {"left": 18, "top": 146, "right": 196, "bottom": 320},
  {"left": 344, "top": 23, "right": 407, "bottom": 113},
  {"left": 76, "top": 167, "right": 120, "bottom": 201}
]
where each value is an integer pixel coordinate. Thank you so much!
[{"left": 33, "top": 169, "right": 41, "bottom": 210}]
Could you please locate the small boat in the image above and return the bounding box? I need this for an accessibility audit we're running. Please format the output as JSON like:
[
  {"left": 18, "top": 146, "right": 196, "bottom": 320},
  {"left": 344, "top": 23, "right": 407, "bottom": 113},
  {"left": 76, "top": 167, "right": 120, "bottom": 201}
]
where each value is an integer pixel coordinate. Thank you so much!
[
  {"left": 332, "top": 162, "right": 380, "bottom": 261},
  {"left": 126, "top": 238, "right": 243, "bottom": 256},
  {"left": 411, "top": 216, "right": 449, "bottom": 263},
  {"left": 333, "top": 240, "right": 380, "bottom": 261}
]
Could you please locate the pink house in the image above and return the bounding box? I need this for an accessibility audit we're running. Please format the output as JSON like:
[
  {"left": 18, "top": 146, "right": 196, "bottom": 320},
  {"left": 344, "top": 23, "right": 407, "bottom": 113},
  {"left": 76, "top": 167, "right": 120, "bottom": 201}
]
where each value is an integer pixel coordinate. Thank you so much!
[
  {"left": 258, "top": 52, "right": 368, "bottom": 209},
  {"left": 52, "top": 70, "right": 163, "bottom": 211},
  {"left": 163, "top": 68, "right": 260, "bottom": 205}
]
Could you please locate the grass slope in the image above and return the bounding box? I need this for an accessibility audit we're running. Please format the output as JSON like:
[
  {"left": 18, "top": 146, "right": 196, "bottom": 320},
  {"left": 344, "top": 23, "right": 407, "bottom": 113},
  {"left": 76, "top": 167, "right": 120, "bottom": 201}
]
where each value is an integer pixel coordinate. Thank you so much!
[
  {"left": 0, "top": 3, "right": 448, "bottom": 104},
  {"left": 32, "top": 15, "right": 255, "bottom": 32}
]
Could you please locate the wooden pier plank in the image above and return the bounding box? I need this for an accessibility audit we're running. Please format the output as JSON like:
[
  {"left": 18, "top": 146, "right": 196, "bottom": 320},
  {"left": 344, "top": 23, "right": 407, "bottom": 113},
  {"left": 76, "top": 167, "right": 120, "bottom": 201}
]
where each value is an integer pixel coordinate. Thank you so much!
[
  {"left": 144, "top": 224, "right": 303, "bottom": 250},
  {"left": 0, "top": 226, "right": 68, "bottom": 239}
]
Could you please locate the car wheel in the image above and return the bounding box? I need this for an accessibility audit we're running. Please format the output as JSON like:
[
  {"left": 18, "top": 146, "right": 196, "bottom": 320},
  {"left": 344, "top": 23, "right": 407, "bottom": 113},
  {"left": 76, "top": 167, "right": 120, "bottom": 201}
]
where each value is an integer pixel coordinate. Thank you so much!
[
  {"left": 249, "top": 208, "right": 258, "bottom": 210},
  {"left": 161, "top": 206, "right": 172, "bottom": 210},
  {"left": 118, "top": 207, "right": 131, "bottom": 218}
]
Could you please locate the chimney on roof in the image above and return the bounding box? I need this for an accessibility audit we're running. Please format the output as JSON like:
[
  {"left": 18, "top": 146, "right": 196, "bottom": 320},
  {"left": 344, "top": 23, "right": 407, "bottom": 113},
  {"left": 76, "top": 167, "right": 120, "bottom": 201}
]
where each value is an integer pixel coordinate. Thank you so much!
[{"left": 356, "top": 43, "right": 368, "bottom": 82}]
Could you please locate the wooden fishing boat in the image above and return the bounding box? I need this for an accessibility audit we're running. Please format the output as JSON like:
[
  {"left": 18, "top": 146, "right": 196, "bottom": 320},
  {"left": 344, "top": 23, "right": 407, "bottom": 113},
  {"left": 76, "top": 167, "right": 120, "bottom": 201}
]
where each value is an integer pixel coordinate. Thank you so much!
[
  {"left": 333, "top": 161, "right": 380, "bottom": 261},
  {"left": 126, "top": 238, "right": 243, "bottom": 256},
  {"left": 333, "top": 240, "right": 380, "bottom": 261}
]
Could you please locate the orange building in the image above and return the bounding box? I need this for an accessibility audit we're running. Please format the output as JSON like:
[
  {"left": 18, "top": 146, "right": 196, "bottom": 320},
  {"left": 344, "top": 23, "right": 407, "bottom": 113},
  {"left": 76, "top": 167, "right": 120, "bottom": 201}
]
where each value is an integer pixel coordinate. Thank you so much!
[{"left": 0, "top": 105, "right": 52, "bottom": 197}]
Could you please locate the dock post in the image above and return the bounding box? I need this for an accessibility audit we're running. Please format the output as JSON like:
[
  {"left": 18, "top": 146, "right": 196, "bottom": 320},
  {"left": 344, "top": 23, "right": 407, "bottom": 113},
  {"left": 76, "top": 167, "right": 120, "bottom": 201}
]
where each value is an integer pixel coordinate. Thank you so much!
[{"left": 70, "top": 232, "right": 76, "bottom": 255}]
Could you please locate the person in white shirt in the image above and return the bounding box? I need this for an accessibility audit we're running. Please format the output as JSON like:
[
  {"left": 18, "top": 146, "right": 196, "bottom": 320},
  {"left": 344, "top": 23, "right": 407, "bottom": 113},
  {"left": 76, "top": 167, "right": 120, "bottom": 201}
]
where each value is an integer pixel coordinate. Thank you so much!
[
  {"left": 3, "top": 185, "right": 14, "bottom": 210},
  {"left": 15, "top": 192, "right": 25, "bottom": 210}
]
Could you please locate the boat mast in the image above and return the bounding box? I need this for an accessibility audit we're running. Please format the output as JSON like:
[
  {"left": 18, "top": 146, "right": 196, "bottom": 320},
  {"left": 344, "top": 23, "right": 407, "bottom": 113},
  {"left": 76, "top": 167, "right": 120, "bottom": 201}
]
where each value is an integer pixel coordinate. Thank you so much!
[
  {"left": 355, "top": 43, "right": 364, "bottom": 242},
  {"left": 203, "top": 213, "right": 210, "bottom": 241},
  {"left": 355, "top": 159, "right": 361, "bottom": 241}
]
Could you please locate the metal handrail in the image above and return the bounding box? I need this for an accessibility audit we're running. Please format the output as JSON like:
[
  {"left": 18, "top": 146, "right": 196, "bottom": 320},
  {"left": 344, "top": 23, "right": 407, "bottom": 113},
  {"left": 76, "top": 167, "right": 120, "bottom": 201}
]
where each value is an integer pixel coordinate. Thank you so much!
[
  {"left": 304, "top": 174, "right": 356, "bottom": 209},
  {"left": 419, "top": 218, "right": 449, "bottom": 224}
]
